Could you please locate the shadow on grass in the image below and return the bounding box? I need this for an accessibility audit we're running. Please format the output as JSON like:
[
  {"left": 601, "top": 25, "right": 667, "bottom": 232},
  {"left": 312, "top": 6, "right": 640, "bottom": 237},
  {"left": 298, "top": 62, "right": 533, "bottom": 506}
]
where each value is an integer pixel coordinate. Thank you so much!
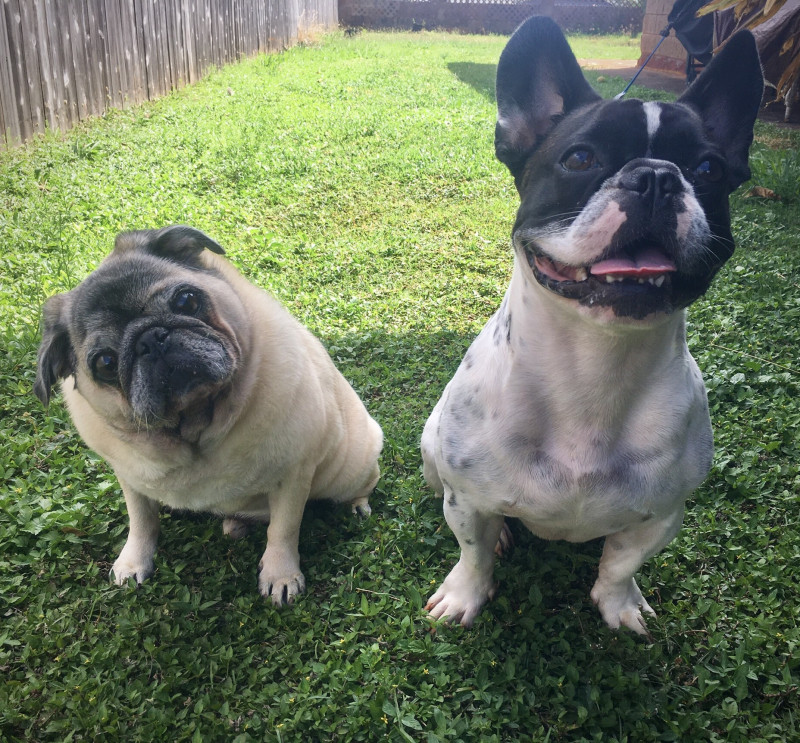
[{"left": 447, "top": 62, "right": 497, "bottom": 103}]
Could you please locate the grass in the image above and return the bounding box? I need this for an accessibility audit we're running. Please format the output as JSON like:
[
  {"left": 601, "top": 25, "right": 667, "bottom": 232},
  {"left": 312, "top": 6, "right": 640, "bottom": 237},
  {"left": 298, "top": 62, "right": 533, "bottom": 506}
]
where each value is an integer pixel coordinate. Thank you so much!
[
  {"left": 567, "top": 32, "right": 642, "bottom": 60},
  {"left": 1, "top": 29, "right": 799, "bottom": 742}
]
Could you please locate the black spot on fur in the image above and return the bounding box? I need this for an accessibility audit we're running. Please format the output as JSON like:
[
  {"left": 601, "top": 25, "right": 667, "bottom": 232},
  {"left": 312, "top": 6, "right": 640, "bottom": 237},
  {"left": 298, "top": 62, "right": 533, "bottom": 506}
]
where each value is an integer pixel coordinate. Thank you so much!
[{"left": 505, "top": 432, "right": 570, "bottom": 489}]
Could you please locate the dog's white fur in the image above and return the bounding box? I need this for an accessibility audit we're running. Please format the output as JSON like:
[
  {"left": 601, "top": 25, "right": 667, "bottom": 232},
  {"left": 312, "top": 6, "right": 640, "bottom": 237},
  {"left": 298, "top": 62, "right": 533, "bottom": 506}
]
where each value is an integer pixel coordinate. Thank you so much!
[
  {"left": 422, "top": 259, "right": 712, "bottom": 631},
  {"left": 421, "top": 133, "right": 720, "bottom": 634},
  {"left": 415, "top": 14, "right": 760, "bottom": 630},
  {"left": 59, "top": 250, "right": 382, "bottom": 603}
]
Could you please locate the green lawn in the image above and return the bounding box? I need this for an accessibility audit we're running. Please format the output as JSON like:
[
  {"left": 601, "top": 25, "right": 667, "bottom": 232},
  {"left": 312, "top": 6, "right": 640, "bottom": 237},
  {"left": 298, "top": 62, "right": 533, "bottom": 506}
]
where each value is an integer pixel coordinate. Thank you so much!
[
  {"left": 1, "top": 30, "right": 798, "bottom": 742},
  {"left": 567, "top": 32, "right": 642, "bottom": 60}
]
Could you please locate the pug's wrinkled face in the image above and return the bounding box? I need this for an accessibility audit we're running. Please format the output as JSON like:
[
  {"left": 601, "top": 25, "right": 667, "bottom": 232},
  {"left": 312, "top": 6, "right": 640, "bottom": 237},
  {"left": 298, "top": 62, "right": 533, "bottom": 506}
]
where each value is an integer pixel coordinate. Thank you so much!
[{"left": 36, "top": 227, "right": 247, "bottom": 443}]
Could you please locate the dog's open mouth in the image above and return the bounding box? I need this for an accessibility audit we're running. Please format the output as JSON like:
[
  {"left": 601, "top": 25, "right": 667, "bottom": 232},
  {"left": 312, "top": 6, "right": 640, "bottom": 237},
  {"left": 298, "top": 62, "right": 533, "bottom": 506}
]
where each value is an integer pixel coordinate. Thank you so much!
[
  {"left": 534, "top": 247, "right": 675, "bottom": 285},
  {"left": 523, "top": 240, "right": 678, "bottom": 316}
]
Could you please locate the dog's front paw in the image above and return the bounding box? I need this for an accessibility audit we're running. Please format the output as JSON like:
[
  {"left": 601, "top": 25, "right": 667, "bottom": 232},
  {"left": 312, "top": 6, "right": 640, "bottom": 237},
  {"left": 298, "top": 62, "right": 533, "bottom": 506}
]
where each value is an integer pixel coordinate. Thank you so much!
[
  {"left": 258, "top": 559, "right": 306, "bottom": 606},
  {"left": 425, "top": 560, "right": 496, "bottom": 627},
  {"left": 110, "top": 546, "right": 155, "bottom": 586},
  {"left": 590, "top": 577, "right": 656, "bottom": 635}
]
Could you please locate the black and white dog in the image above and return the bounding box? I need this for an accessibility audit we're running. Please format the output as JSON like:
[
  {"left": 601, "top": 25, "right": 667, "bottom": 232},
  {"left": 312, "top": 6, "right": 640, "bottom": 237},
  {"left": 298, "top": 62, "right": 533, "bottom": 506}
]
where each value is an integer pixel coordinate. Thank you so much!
[{"left": 421, "top": 17, "right": 763, "bottom": 633}]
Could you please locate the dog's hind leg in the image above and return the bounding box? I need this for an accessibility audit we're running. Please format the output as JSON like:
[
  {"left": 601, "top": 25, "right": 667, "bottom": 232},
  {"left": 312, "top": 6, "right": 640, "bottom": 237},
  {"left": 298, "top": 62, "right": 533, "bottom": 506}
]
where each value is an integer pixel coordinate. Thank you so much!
[
  {"left": 494, "top": 520, "right": 514, "bottom": 558},
  {"left": 222, "top": 517, "right": 252, "bottom": 540},
  {"left": 590, "top": 507, "right": 684, "bottom": 635},
  {"left": 425, "top": 488, "right": 504, "bottom": 626},
  {"left": 349, "top": 461, "right": 380, "bottom": 518},
  {"left": 350, "top": 495, "right": 372, "bottom": 518}
]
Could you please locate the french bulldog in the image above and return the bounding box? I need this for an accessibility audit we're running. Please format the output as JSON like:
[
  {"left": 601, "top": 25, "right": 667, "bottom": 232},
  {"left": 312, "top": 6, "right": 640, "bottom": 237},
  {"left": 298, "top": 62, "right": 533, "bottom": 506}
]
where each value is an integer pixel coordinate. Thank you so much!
[
  {"left": 421, "top": 17, "right": 763, "bottom": 633},
  {"left": 35, "top": 226, "right": 383, "bottom": 604}
]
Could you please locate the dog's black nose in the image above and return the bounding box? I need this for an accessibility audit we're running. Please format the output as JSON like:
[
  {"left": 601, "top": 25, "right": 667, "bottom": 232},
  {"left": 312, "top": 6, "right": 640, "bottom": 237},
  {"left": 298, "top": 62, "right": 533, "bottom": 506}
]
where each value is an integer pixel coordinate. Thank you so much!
[
  {"left": 619, "top": 162, "right": 683, "bottom": 209},
  {"left": 136, "top": 327, "right": 170, "bottom": 357}
]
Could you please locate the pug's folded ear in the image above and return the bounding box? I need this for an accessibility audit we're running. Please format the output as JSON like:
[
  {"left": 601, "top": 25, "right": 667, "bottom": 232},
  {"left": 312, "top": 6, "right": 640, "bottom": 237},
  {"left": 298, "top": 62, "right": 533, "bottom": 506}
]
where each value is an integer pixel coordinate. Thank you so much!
[
  {"left": 35, "top": 292, "right": 75, "bottom": 407},
  {"left": 113, "top": 225, "right": 226, "bottom": 264}
]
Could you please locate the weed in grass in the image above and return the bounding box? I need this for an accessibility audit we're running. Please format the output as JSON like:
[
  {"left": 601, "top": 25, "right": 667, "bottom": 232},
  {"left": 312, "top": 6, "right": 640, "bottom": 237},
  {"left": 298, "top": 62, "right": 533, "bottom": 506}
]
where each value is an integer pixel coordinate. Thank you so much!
[{"left": 0, "top": 29, "right": 798, "bottom": 743}]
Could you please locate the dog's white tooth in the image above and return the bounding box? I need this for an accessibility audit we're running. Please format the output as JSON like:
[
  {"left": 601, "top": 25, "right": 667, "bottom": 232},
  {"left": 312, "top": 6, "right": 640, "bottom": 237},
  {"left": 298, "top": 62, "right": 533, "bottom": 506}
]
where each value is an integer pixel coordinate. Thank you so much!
[
  {"left": 637, "top": 278, "right": 646, "bottom": 284},
  {"left": 654, "top": 275, "right": 665, "bottom": 287},
  {"left": 646, "top": 277, "right": 655, "bottom": 285},
  {"left": 605, "top": 275, "right": 615, "bottom": 284},
  {"left": 575, "top": 267, "right": 588, "bottom": 282}
]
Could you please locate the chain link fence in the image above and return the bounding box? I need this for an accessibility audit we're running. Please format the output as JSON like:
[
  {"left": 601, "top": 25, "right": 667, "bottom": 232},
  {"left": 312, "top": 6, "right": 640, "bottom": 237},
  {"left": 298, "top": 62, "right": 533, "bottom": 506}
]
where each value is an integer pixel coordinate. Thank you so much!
[{"left": 339, "top": 0, "right": 645, "bottom": 35}]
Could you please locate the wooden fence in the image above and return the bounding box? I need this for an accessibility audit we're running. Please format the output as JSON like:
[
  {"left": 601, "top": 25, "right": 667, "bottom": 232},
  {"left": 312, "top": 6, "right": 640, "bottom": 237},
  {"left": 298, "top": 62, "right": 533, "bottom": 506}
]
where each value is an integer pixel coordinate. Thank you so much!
[{"left": 0, "top": 0, "right": 338, "bottom": 149}]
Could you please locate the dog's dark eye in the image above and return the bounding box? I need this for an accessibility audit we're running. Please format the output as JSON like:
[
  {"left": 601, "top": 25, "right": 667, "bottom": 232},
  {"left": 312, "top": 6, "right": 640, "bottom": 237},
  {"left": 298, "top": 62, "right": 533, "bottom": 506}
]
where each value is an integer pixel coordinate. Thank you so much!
[
  {"left": 693, "top": 159, "right": 723, "bottom": 183},
  {"left": 563, "top": 149, "right": 597, "bottom": 172},
  {"left": 171, "top": 289, "right": 201, "bottom": 315},
  {"left": 92, "top": 350, "right": 119, "bottom": 383}
]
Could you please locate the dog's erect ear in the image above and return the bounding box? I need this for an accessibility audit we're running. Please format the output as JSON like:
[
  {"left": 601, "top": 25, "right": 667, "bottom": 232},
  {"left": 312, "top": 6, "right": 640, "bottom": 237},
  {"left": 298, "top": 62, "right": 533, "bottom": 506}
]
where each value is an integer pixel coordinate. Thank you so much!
[
  {"left": 678, "top": 30, "right": 763, "bottom": 190},
  {"left": 113, "top": 225, "right": 226, "bottom": 263},
  {"left": 35, "top": 293, "right": 76, "bottom": 407},
  {"left": 495, "top": 16, "right": 601, "bottom": 178}
]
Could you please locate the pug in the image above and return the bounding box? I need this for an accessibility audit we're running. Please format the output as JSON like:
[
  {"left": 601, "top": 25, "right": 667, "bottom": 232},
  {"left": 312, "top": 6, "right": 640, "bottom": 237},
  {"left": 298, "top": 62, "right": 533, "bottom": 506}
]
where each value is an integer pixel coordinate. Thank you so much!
[{"left": 35, "top": 225, "right": 383, "bottom": 604}]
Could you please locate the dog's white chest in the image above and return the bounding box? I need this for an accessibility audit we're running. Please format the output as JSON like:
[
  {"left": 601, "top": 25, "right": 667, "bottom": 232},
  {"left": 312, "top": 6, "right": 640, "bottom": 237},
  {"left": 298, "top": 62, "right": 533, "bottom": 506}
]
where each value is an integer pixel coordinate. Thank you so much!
[
  {"left": 424, "top": 287, "right": 713, "bottom": 544},
  {"left": 491, "top": 429, "right": 693, "bottom": 541},
  {"left": 439, "top": 416, "right": 706, "bottom": 542}
]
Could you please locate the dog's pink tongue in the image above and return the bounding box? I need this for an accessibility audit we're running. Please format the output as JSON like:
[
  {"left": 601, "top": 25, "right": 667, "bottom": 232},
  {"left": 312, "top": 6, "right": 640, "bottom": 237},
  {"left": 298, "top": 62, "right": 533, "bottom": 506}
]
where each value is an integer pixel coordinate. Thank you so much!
[{"left": 590, "top": 247, "right": 676, "bottom": 277}]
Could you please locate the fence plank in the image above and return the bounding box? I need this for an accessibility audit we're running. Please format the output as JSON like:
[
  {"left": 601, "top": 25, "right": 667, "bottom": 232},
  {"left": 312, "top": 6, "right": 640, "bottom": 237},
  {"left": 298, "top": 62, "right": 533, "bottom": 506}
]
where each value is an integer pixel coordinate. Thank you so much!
[
  {"left": 196, "top": 0, "right": 210, "bottom": 77},
  {"left": 139, "top": 0, "right": 156, "bottom": 98},
  {"left": 31, "top": 0, "right": 56, "bottom": 131},
  {"left": 181, "top": 0, "right": 196, "bottom": 83},
  {"left": 4, "top": 0, "right": 34, "bottom": 141},
  {"left": 169, "top": 1, "right": 186, "bottom": 88},
  {"left": 87, "top": 0, "right": 108, "bottom": 116},
  {"left": 54, "top": 0, "right": 80, "bottom": 127},
  {"left": 102, "top": 0, "right": 122, "bottom": 108},
  {"left": 154, "top": 0, "right": 172, "bottom": 92},
  {"left": 66, "top": 0, "right": 90, "bottom": 120},
  {"left": 0, "top": 0, "right": 19, "bottom": 143},
  {"left": 18, "top": 0, "right": 44, "bottom": 133},
  {"left": 120, "top": 0, "right": 144, "bottom": 107}
]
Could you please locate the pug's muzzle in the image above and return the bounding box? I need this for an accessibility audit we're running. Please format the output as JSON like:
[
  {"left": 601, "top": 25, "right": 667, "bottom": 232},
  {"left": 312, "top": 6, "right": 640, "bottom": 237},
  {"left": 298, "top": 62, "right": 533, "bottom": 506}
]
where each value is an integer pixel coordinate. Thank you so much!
[{"left": 116, "top": 320, "right": 237, "bottom": 431}]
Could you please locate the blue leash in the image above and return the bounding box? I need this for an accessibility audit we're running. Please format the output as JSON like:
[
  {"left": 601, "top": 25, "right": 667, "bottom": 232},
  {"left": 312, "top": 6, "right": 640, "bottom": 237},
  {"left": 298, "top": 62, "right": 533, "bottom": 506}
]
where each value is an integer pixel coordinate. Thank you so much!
[{"left": 615, "top": 24, "right": 674, "bottom": 100}]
